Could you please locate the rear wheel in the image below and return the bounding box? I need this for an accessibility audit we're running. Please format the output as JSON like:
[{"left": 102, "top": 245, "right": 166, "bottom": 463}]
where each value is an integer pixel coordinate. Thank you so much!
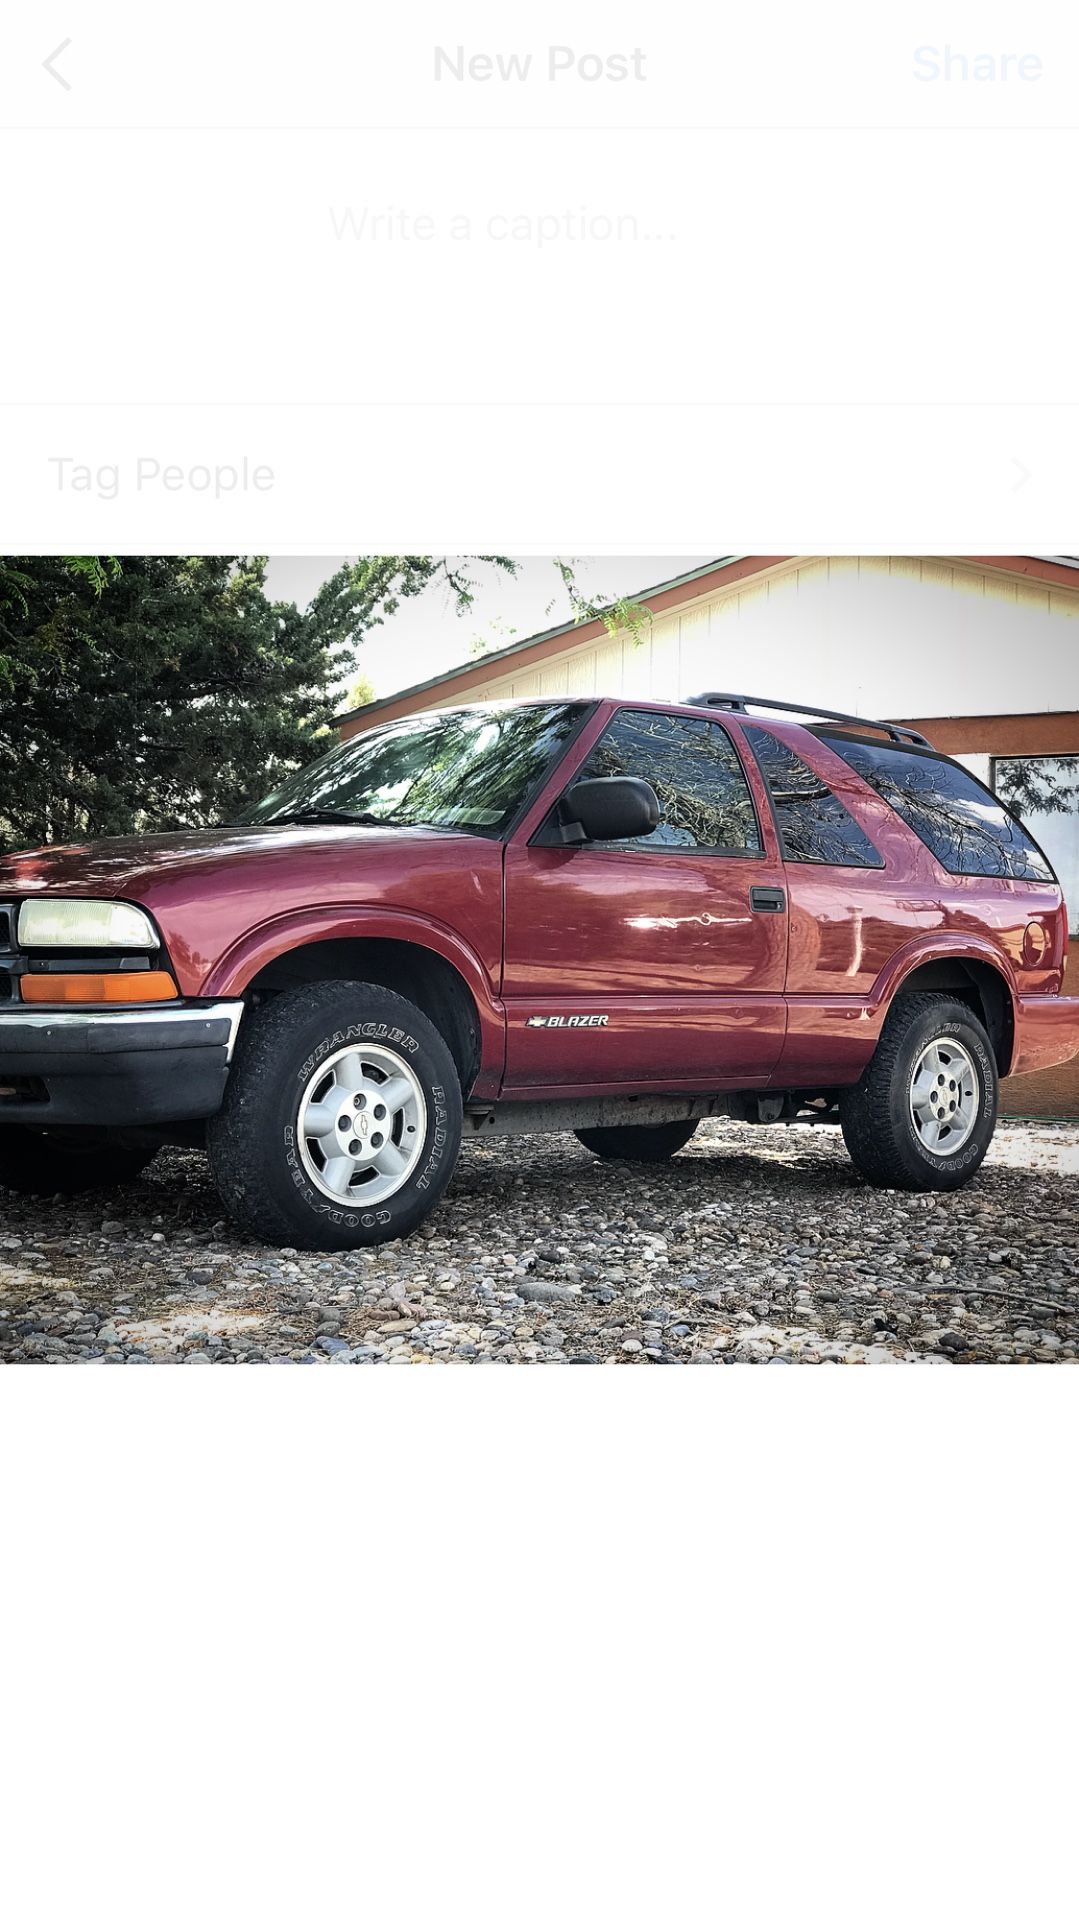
[
  {"left": 574, "top": 1117, "right": 699, "bottom": 1162},
  {"left": 0, "top": 1129, "right": 159, "bottom": 1196},
  {"left": 207, "top": 981, "right": 463, "bottom": 1250},
  {"left": 840, "top": 993, "right": 997, "bottom": 1192}
]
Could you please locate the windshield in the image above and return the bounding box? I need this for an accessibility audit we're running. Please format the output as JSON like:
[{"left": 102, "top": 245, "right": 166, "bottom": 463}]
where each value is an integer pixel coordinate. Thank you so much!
[{"left": 241, "top": 701, "right": 590, "bottom": 835}]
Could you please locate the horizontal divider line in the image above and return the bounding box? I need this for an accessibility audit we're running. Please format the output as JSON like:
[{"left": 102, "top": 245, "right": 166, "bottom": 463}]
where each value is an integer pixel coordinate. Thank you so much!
[
  {"left": 0, "top": 398, "right": 1074, "bottom": 409},
  {"left": 4, "top": 124, "right": 1079, "bottom": 135}
]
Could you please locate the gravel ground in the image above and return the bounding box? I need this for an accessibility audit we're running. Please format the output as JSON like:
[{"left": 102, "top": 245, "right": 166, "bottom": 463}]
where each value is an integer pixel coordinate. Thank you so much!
[{"left": 2, "top": 1120, "right": 1077, "bottom": 1364}]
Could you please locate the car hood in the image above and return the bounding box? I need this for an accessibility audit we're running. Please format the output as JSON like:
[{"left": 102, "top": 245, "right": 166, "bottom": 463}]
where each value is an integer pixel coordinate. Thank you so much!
[
  {"left": 0, "top": 822, "right": 478, "bottom": 900},
  {"left": 0, "top": 821, "right": 506, "bottom": 1001}
]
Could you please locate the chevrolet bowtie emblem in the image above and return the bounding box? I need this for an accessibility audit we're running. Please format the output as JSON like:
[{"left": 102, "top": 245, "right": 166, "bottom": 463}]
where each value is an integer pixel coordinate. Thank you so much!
[{"left": 526, "top": 1014, "right": 610, "bottom": 1029}]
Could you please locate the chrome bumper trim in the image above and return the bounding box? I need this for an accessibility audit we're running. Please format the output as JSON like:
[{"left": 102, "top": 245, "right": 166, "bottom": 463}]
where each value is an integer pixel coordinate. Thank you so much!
[{"left": 0, "top": 1000, "right": 245, "bottom": 1060}]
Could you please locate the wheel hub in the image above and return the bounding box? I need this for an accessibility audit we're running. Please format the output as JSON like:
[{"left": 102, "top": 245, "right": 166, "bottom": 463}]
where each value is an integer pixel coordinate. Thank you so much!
[
  {"left": 909, "top": 1037, "right": 980, "bottom": 1157},
  {"left": 297, "top": 1043, "right": 427, "bottom": 1205}
]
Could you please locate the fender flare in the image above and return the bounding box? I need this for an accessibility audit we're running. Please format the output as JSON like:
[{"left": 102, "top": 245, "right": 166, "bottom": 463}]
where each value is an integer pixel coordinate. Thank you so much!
[
  {"left": 200, "top": 904, "right": 505, "bottom": 1079},
  {"left": 871, "top": 934, "right": 1019, "bottom": 1067}
]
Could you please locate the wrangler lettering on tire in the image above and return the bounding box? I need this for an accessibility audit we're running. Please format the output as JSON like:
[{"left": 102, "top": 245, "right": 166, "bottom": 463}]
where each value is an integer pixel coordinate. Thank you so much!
[
  {"left": 840, "top": 993, "right": 998, "bottom": 1194},
  {"left": 207, "top": 981, "right": 463, "bottom": 1250}
]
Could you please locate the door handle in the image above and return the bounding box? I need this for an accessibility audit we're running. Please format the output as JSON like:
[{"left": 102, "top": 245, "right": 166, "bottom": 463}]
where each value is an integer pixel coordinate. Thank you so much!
[{"left": 750, "top": 886, "right": 786, "bottom": 913}]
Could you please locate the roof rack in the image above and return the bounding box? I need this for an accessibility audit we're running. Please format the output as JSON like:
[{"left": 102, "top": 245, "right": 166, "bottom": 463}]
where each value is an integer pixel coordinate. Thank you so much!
[{"left": 685, "top": 692, "right": 931, "bottom": 749}]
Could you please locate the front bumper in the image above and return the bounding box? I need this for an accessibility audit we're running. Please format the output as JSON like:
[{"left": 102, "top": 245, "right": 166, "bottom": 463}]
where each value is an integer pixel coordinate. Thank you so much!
[{"left": 0, "top": 1001, "right": 244, "bottom": 1127}]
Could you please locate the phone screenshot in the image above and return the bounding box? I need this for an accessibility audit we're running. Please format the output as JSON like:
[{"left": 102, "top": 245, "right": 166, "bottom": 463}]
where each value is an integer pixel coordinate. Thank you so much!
[{"left": 2, "top": 9, "right": 1075, "bottom": 1919}]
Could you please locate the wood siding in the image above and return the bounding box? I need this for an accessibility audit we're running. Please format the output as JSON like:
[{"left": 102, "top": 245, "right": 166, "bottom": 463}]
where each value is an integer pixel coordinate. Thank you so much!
[{"left": 362, "top": 556, "right": 1079, "bottom": 730}]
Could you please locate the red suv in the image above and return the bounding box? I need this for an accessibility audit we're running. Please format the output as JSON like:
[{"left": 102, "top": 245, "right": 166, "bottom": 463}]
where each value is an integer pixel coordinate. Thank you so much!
[{"left": 1, "top": 693, "right": 1076, "bottom": 1248}]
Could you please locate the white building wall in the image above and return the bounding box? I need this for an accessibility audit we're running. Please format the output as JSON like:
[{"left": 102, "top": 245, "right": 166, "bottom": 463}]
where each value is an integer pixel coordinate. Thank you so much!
[{"left": 445, "top": 557, "right": 1079, "bottom": 720}]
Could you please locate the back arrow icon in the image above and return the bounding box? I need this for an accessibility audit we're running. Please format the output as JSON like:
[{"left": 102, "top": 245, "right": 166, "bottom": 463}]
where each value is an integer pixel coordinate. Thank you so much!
[{"left": 43, "top": 39, "right": 72, "bottom": 90}]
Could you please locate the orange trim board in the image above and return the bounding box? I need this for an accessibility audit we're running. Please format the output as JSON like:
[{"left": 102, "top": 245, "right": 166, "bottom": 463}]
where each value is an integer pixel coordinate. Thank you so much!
[{"left": 909, "top": 713, "right": 1079, "bottom": 756}]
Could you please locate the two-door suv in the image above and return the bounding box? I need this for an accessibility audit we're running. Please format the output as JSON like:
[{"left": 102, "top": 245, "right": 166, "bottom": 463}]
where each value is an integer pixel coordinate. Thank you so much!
[{"left": 1, "top": 692, "right": 1076, "bottom": 1248}]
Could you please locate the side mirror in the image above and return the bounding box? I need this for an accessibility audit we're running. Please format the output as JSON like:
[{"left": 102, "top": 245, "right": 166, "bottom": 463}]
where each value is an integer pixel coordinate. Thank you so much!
[{"left": 561, "top": 776, "right": 661, "bottom": 844}]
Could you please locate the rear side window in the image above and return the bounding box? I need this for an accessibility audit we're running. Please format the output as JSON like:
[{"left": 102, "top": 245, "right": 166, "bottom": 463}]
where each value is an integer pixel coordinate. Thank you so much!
[
  {"left": 822, "top": 735, "right": 1055, "bottom": 881},
  {"left": 744, "top": 726, "right": 884, "bottom": 869}
]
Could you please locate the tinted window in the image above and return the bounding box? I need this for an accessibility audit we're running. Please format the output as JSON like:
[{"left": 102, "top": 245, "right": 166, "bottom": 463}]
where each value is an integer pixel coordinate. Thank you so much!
[
  {"left": 823, "top": 734, "right": 1055, "bottom": 881},
  {"left": 567, "top": 710, "right": 762, "bottom": 854},
  {"left": 745, "top": 726, "right": 883, "bottom": 869},
  {"left": 242, "top": 702, "right": 588, "bottom": 837}
]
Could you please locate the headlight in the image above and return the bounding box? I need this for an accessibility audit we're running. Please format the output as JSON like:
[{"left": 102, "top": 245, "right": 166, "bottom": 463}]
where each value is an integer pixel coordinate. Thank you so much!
[{"left": 18, "top": 899, "right": 160, "bottom": 950}]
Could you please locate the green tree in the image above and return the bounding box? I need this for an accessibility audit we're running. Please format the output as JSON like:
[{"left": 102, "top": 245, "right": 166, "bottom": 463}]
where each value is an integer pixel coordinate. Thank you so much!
[
  {"left": 0, "top": 556, "right": 348, "bottom": 851},
  {"left": 0, "top": 553, "right": 651, "bottom": 852},
  {"left": 347, "top": 671, "right": 376, "bottom": 709},
  {"left": 0, "top": 555, "right": 120, "bottom": 694},
  {"left": 317, "top": 555, "right": 649, "bottom": 654},
  {"left": 994, "top": 756, "right": 1079, "bottom": 820}
]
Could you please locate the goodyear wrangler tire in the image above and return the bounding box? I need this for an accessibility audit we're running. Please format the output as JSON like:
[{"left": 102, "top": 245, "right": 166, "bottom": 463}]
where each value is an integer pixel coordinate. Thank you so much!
[
  {"left": 840, "top": 992, "right": 998, "bottom": 1193},
  {"left": 574, "top": 1118, "right": 699, "bottom": 1162},
  {"left": 206, "top": 982, "right": 463, "bottom": 1250}
]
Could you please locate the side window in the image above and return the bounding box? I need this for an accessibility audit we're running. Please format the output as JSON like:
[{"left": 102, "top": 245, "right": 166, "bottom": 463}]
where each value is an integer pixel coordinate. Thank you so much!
[
  {"left": 564, "top": 710, "right": 762, "bottom": 854},
  {"left": 744, "top": 726, "right": 884, "bottom": 869},
  {"left": 823, "top": 735, "right": 1055, "bottom": 882}
]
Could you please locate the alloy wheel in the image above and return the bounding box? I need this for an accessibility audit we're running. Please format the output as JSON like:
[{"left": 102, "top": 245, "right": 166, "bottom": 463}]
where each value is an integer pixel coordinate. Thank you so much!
[
  {"left": 908, "top": 1037, "right": 980, "bottom": 1157},
  {"left": 297, "top": 1043, "right": 427, "bottom": 1205}
]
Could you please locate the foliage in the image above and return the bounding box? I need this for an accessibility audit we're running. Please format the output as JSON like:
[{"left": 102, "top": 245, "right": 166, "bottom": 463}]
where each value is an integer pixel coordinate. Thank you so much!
[
  {"left": 0, "top": 556, "right": 121, "bottom": 691},
  {"left": 0, "top": 554, "right": 663, "bottom": 854},
  {"left": 347, "top": 671, "right": 376, "bottom": 710},
  {"left": 994, "top": 756, "right": 1079, "bottom": 820},
  {"left": 0, "top": 557, "right": 348, "bottom": 851},
  {"left": 311, "top": 556, "right": 516, "bottom": 643},
  {"left": 552, "top": 559, "right": 653, "bottom": 645},
  {"left": 62, "top": 556, "right": 123, "bottom": 596},
  {"left": 322, "top": 556, "right": 651, "bottom": 664}
]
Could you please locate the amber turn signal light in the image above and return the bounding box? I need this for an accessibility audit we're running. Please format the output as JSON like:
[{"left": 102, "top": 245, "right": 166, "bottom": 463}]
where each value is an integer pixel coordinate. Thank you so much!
[{"left": 20, "top": 971, "right": 178, "bottom": 1005}]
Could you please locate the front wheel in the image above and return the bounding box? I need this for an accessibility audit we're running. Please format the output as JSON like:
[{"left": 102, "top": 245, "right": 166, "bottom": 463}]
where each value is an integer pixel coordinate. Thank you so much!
[
  {"left": 574, "top": 1117, "right": 699, "bottom": 1162},
  {"left": 207, "top": 981, "right": 463, "bottom": 1250},
  {"left": 840, "top": 993, "right": 998, "bottom": 1192}
]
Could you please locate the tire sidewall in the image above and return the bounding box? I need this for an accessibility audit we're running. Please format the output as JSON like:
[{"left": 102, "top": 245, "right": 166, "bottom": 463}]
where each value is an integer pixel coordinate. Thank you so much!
[
  {"left": 889, "top": 1007, "right": 997, "bottom": 1189},
  {"left": 269, "top": 1005, "right": 460, "bottom": 1243}
]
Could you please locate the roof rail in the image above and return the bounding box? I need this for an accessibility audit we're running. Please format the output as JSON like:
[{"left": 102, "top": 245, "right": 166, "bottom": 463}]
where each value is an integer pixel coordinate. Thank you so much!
[{"left": 685, "top": 692, "right": 932, "bottom": 749}]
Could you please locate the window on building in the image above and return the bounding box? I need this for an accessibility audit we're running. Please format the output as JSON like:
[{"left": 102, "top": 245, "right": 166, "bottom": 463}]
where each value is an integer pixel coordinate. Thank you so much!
[
  {"left": 822, "top": 733, "right": 1055, "bottom": 882},
  {"left": 744, "top": 726, "right": 884, "bottom": 868},
  {"left": 993, "top": 756, "right": 1079, "bottom": 918},
  {"left": 560, "top": 709, "right": 762, "bottom": 854}
]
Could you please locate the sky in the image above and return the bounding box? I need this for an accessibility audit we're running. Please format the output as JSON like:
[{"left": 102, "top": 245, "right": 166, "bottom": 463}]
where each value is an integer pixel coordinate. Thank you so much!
[{"left": 264, "top": 555, "right": 715, "bottom": 708}]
